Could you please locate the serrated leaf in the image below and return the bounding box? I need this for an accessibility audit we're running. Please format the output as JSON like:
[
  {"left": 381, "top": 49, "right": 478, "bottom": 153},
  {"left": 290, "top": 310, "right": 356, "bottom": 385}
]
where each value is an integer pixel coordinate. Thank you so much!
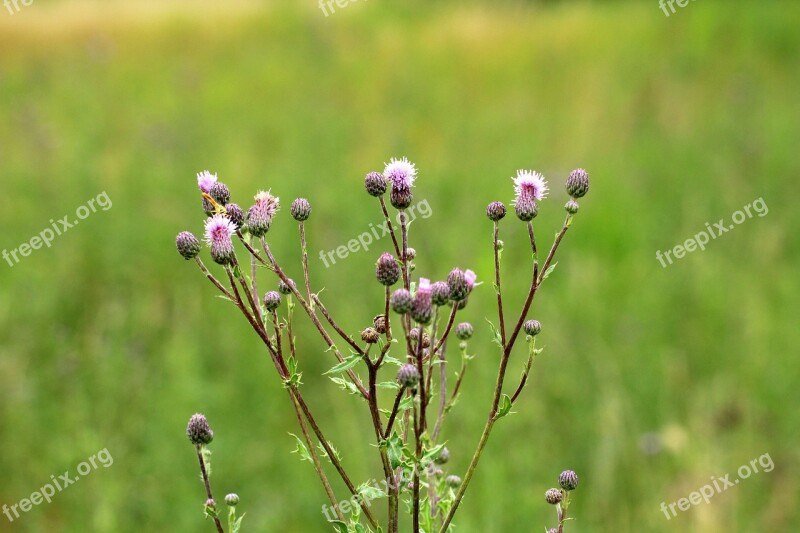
[
  {"left": 289, "top": 433, "right": 313, "bottom": 462},
  {"left": 329, "top": 376, "right": 361, "bottom": 395},
  {"left": 421, "top": 442, "right": 447, "bottom": 466},
  {"left": 485, "top": 318, "right": 503, "bottom": 349},
  {"left": 324, "top": 353, "right": 363, "bottom": 375},
  {"left": 383, "top": 356, "right": 404, "bottom": 367},
  {"left": 495, "top": 394, "right": 513, "bottom": 419},
  {"left": 377, "top": 381, "right": 401, "bottom": 390}
]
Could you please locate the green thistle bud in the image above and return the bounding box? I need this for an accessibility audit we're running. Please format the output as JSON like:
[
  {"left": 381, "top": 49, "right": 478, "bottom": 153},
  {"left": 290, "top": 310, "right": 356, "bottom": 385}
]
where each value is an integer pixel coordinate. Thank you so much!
[
  {"left": 278, "top": 278, "right": 296, "bottom": 295},
  {"left": 225, "top": 493, "right": 240, "bottom": 507},
  {"left": 565, "top": 199, "right": 579, "bottom": 214},
  {"left": 455, "top": 322, "right": 473, "bottom": 340},
  {"left": 523, "top": 320, "right": 541, "bottom": 337},
  {"left": 445, "top": 475, "right": 462, "bottom": 488}
]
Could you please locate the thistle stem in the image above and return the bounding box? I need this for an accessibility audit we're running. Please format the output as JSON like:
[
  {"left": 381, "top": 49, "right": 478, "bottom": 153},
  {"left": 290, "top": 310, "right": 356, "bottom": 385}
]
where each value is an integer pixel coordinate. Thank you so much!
[{"left": 195, "top": 446, "right": 225, "bottom": 533}]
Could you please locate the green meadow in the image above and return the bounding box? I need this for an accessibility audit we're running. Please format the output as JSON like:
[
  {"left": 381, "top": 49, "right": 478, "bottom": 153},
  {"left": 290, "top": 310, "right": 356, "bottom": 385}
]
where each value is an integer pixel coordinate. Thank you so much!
[{"left": 0, "top": 1, "right": 797, "bottom": 531}]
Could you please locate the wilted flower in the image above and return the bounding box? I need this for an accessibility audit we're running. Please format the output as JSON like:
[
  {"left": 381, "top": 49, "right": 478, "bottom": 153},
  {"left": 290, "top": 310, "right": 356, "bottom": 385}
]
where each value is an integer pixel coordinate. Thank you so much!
[
  {"left": 361, "top": 327, "right": 380, "bottom": 344},
  {"left": 204, "top": 214, "right": 237, "bottom": 265},
  {"left": 246, "top": 190, "right": 280, "bottom": 237},
  {"left": 545, "top": 488, "right": 564, "bottom": 505}
]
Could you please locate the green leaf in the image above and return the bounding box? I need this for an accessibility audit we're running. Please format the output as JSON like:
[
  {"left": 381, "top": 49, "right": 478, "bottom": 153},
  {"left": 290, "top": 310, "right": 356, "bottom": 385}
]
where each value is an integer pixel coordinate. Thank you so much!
[
  {"left": 485, "top": 318, "right": 503, "bottom": 349},
  {"left": 330, "top": 520, "right": 348, "bottom": 533},
  {"left": 231, "top": 513, "right": 245, "bottom": 533},
  {"left": 289, "top": 433, "right": 313, "bottom": 462},
  {"left": 421, "top": 442, "right": 447, "bottom": 466},
  {"left": 329, "top": 376, "right": 361, "bottom": 395},
  {"left": 382, "top": 355, "right": 404, "bottom": 367},
  {"left": 541, "top": 261, "right": 558, "bottom": 281},
  {"left": 324, "top": 353, "right": 363, "bottom": 375},
  {"left": 495, "top": 394, "right": 513, "bottom": 419}
]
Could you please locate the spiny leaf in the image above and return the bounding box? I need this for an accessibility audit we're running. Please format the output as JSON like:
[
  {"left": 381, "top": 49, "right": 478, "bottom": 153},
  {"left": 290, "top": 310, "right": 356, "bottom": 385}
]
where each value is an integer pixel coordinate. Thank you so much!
[{"left": 324, "top": 353, "right": 363, "bottom": 375}]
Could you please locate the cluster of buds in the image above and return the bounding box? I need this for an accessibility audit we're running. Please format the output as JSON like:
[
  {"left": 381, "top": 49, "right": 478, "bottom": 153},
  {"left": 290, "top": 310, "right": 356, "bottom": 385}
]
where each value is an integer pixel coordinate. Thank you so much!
[{"left": 544, "top": 470, "right": 580, "bottom": 531}]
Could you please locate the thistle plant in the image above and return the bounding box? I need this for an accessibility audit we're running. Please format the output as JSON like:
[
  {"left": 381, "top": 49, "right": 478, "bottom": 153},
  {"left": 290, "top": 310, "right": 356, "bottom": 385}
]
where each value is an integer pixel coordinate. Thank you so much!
[{"left": 176, "top": 161, "right": 590, "bottom": 532}]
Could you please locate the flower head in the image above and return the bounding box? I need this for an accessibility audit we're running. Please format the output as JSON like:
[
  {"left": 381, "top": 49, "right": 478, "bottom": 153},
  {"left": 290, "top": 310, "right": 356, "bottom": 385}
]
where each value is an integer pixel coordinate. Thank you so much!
[
  {"left": 204, "top": 214, "right": 237, "bottom": 264},
  {"left": 175, "top": 231, "right": 201, "bottom": 260},
  {"left": 513, "top": 170, "right": 548, "bottom": 202},
  {"left": 246, "top": 190, "right": 280, "bottom": 237},
  {"left": 464, "top": 269, "right": 477, "bottom": 290},
  {"left": 197, "top": 170, "right": 218, "bottom": 193},
  {"left": 187, "top": 413, "right": 214, "bottom": 446},
  {"left": 384, "top": 157, "right": 417, "bottom": 190},
  {"left": 411, "top": 278, "right": 433, "bottom": 324}
]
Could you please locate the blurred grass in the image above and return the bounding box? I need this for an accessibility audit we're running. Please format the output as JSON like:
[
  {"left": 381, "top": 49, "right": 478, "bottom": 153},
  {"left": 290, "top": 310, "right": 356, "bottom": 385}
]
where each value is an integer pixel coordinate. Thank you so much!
[{"left": 0, "top": 0, "right": 798, "bottom": 531}]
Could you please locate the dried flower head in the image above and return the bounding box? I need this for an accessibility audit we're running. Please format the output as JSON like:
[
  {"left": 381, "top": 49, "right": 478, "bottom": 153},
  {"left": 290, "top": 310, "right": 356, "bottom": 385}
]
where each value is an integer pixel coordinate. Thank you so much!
[
  {"left": 361, "top": 327, "right": 380, "bottom": 344},
  {"left": 204, "top": 214, "right": 237, "bottom": 265},
  {"left": 545, "top": 488, "right": 564, "bottom": 505},
  {"left": 187, "top": 413, "right": 214, "bottom": 446},
  {"left": 246, "top": 190, "right": 280, "bottom": 237},
  {"left": 197, "top": 170, "right": 218, "bottom": 193},
  {"left": 409, "top": 327, "right": 431, "bottom": 349},
  {"left": 373, "top": 315, "right": 387, "bottom": 334},
  {"left": 176, "top": 231, "right": 201, "bottom": 260}
]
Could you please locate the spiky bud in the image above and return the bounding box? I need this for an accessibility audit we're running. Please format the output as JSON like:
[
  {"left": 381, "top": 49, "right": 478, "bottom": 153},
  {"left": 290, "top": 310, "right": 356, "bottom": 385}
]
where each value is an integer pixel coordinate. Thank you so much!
[
  {"left": 361, "top": 327, "right": 380, "bottom": 344},
  {"left": 278, "top": 278, "right": 296, "bottom": 295},
  {"left": 390, "top": 187, "right": 413, "bottom": 209},
  {"left": 486, "top": 201, "right": 507, "bottom": 222},
  {"left": 545, "top": 488, "right": 564, "bottom": 505},
  {"left": 523, "top": 319, "right": 541, "bottom": 337},
  {"left": 246, "top": 191, "right": 280, "bottom": 237},
  {"left": 187, "top": 414, "right": 214, "bottom": 446},
  {"left": 431, "top": 281, "right": 450, "bottom": 306},
  {"left": 445, "top": 475, "right": 462, "bottom": 488},
  {"left": 263, "top": 291, "right": 282, "bottom": 311},
  {"left": 390, "top": 288, "right": 412, "bottom": 314},
  {"left": 373, "top": 315, "right": 387, "bottom": 334},
  {"left": 434, "top": 447, "right": 450, "bottom": 465},
  {"left": 447, "top": 268, "right": 468, "bottom": 301},
  {"left": 455, "top": 322, "right": 473, "bottom": 340},
  {"left": 376, "top": 253, "right": 401, "bottom": 286},
  {"left": 514, "top": 196, "right": 539, "bottom": 221},
  {"left": 225, "top": 203, "right": 244, "bottom": 228},
  {"left": 290, "top": 198, "right": 311, "bottom": 221},
  {"left": 411, "top": 279, "right": 433, "bottom": 325},
  {"left": 396, "top": 363, "right": 420, "bottom": 388},
  {"left": 209, "top": 182, "right": 230, "bottom": 206},
  {"left": 225, "top": 494, "right": 240, "bottom": 507},
  {"left": 176, "top": 231, "right": 201, "bottom": 260},
  {"left": 565, "top": 199, "right": 579, "bottom": 214},
  {"left": 365, "top": 171, "right": 387, "bottom": 197},
  {"left": 409, "top": 327, "right": 431, "bottom": 349},
  {"left": 206, "top": 498, "right": 216, "bottom": 509},
  {"left": 405, "top": 248, "right": 416, "bottom": 260},
  {"left": 566, "top": 168, "right": 589, "bottom": 198},
  {"left": 559, "top": 470, "right": 579, "bottom": 491}
]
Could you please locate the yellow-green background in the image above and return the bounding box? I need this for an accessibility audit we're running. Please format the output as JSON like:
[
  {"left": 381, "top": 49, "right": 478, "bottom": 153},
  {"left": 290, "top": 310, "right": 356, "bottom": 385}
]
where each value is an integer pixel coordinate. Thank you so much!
[{"left": 0, "top": 1, "right": 797, "bottom": 531}]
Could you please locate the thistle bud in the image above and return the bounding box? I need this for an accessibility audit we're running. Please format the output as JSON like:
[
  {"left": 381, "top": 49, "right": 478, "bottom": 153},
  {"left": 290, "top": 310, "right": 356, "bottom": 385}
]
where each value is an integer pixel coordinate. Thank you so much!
[
  {"left": 486, "top": 201, "right": 506, "bottom": 222},
  {"left": 225, "top": 203, "right": 244, "bottom": 229},
  {"left": 405, "top": 247, "right": 416, "bottom": 260},
  {"left": 209, "top": 182, "right": 230, "bottom": 206},
  {"left": 514, "top": 196, "right": 539, "bottom": 221},
  {"left": 410, "top": 279, "right": 433, "bottom": 324},
  {"left": 373, "top": 315, "right": 387, "bottom": 334},
  {"left": 390, "top": 288, "right": 412, "bottom": 314},
  {"left": 545, "top": 488, "right": 564, "bottom": 505},
  {"left": 278, "top": 278, "right": 296, "bottom": 295},
  {"left": 409, "top": 327, "right": 431, "bottom": 349},
  {"left": 246, "top": 191, "right": 280, "bottom": 237},
  {"left": 447, "top": 268, "right": 468, "bottom": 301},
  {"left": 566, "top": 168, "right": 589, "bottom": 198},
  {"left": 455, "top": 322, "right": 473, "bottom": 340},
  {"left": 565, "top": 199, "right": 579, "bottom": 214},
  {"left": 263, "top": 291, "right": 282, "bottom": 311},
  {"left": 361, "top": 327, "right": 380, "bottom": 344},
  {"left": 445, "top": 475, "right": 462, "bottom": 488},
  {"left": 364, "top": 171, "right": 387, "bottom": 197},
  {"left": 434, "top": 447, "right": 450, "bottom": 465},
  {"left": 290, "top": 198, "right": 311, "bottom": 221},
  {"left": 559, "top": 470, "right": 579, "bottom": 491},
  {"left": 431, "top": 281, "right": 450, "bottom": 306},
  {"left": 396, "top": 363, "right": 420, "bottom": 388},
  {"left": 523, "top": 319, "right": 541, "bottom": 337},
  {"left": 176, "top": 231, "right": 201, "bottom": 260},
  {"left": 225, "top": 494, "right": 240, "bottom": 507},
  {"left": 187, "top": 413, "right": 214, "bottom": 446},
  {"left": 390, "top": 187, "right": 413, "bottom": 210},
  {"left": 376, "top": 253, "right": 401, "bottom": 286}
]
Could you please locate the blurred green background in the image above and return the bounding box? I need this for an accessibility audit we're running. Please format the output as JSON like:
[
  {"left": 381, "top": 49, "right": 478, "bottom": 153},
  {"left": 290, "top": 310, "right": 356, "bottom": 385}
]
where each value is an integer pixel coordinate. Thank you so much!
[{"left": 0, "top": 0, "right": 798, "bottom": 531}]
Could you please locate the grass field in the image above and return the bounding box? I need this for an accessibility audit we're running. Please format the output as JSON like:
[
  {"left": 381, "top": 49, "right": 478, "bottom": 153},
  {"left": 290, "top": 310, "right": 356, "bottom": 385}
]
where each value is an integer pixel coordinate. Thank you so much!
[{"left": 0, "top": 1, "right": 798, "bottom": 531}]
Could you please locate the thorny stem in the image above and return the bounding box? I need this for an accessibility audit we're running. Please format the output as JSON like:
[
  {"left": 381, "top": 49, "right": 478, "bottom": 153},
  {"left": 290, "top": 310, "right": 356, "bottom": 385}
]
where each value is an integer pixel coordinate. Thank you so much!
[{"left": 196, "top": 446, "right": 224, "bottom": 533}]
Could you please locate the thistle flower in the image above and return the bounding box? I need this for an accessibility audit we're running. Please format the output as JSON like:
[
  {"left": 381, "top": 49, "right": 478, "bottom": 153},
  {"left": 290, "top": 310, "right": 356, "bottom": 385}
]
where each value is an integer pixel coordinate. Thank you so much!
[
  {"left": 411, "top": 278, "right": 433, "bottom": 324},
  {"left": 545, "top": 488, "right": 564, "bottom": 505},
  {"left": 523, "top": 319, "right": 541, "bottom": 337},
  {"left": 486, "top": 201, "right": 506, "bottom": 221},
  {"left": 224, "top": 494, "right": 240, "bottom": 507},
  {"left": 384, "top": 157, "right": 417, "bottom": 191},
  {"left": 513, "top": 170, "right": 547, "bottom": 221},
  {"left": 187, "top": 413, "right": 214, "bottom": 446},
  {"left": 278, "top": 278, "right": 297, "bottom": 295},
  {"left": 455, "top": 322, "right": 473, "bottom": 340},
  {"left": 447, "top": 268, "right": 468, "bottom": 301},
  {"left": 176, "top": 231, "right": 201, "bottom": 260},
  {"left": 225, "top": 203, "right": 244, "bottom": 229},
  {"left": 445, "top": 475, "right": 462, "bottom": 488},
  {"left": 390, "top": 288, "right": 412, "bottom": 314},
  {"left": 431, "top": 281, "right": 450, "bottom": 306},
  {"left": 246, "top": 190, "right": 280, "bottom": 238},
  {"left": 376, "top": 253, "right": 401, "bottom": 286},
  {"left": 210, "top": 182, "right": 230, "bottom": 206},
  {"left": 204, "top": 214, "right": 237, "bottom": 265},
  {"left": 197, "top": 170, "right": 218, "bottom": 193},
  {"left": 396, "top": 363, "right": 420, "bottom": 388},
  {"left": 559, "top": 470, "right": 579, "bottom": 491},
  {"left": 263, "top": 291, "right": 281, "bottom": 311},
  {"left": 465, "top": 269, "right": 477, "bottom": 292},
  {"left": 565, "top": 168, "right": 589, "bottom": 198},
  {"left": 365, "top": 171, "right": 387, "bottom": 197},
  {"left": 290, "top": 198, "right": 311, "bottom": 221}
]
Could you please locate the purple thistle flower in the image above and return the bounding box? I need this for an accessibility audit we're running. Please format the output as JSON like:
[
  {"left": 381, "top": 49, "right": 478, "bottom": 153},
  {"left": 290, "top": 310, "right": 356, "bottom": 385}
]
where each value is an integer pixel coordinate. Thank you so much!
[
  {"left": 465, "top": 269, "right": 477, "bottom": 291},
  {"left": 197, "top": 170, "right": 218, "bottom": 193},
  {"left": 246, "top": 190, "right": 280, "bottom": 237},
  {"left": 513, "top": 169, "right": 548, "bottom": 202},
  {"left": 384, "top": 157, "right": 417, "bottom": 191},
  {"left": 204, "top": 214, "right": 237, "bottom": 265},
  {"left": 411, "top": 278, "right": 433, "bottom": 324}
]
